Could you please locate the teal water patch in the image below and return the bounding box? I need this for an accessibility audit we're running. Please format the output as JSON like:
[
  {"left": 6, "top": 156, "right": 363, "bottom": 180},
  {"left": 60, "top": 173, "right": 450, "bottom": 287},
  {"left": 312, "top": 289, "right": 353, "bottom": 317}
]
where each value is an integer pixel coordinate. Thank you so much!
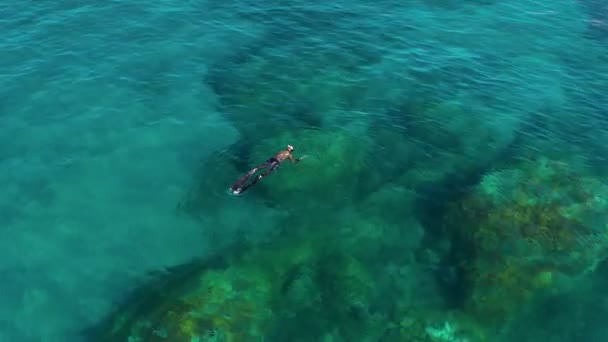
[
  {"left": 0, "top": 1, "right": 260, "bottom": 340},
  {"left": 2, "top": 0, "right": 608, "bottom": 341}
]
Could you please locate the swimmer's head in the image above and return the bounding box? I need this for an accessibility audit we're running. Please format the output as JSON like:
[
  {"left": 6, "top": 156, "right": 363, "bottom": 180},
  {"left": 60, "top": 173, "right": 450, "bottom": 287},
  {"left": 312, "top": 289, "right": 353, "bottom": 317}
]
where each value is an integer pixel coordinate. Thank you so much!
[{"left": 287, "top": 145, "right": 294, "bottom": 152}]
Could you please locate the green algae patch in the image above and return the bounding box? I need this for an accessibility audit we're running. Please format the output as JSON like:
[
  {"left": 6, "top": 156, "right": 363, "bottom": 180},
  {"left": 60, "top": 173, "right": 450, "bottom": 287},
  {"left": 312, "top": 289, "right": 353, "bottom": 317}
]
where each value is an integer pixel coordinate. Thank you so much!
[
  {"left": 364, "top": 96, "right": 523, "bottom": 194},
  {"left": 93, "top": 196, "right": 462, "bottom": 341},
  {"left": 209, "top": 50, "right": 374, "bottom": 140},
  {"left": 378, "top": 308, "right": 490, "bottom": 342},
  {"left": 121, "top": 271, "right": 271, "bottom": 341},
  {"left": 445, "top": 158, "right": 608, "bottom": 327},
  {"left": 249, "top": 128, "right": 378, "bottom": 207},
  {"left": 92, "top": 220, "right": 380, "bottom": 341}
]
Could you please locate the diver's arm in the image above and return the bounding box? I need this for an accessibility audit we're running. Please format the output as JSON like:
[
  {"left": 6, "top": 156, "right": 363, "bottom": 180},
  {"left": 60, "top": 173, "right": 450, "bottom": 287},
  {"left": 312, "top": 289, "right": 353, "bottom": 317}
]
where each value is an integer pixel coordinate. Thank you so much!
[{"left": 295, "top": 154, "right": 308, "bottom": 163}]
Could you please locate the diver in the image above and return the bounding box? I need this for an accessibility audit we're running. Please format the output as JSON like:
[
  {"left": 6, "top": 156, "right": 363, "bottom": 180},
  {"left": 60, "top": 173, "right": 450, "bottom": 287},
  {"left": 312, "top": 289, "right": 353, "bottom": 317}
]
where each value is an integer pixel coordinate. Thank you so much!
[{"left": 230, "top": 145, "right": 304, "bottom": 195}]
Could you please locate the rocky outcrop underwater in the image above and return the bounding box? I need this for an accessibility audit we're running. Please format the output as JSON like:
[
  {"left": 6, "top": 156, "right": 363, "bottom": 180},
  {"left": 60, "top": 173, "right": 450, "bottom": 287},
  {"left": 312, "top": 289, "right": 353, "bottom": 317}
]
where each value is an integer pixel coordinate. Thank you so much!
[
  {"left": 88, "top": 148, "right": 608, "bottom": 341},
  {"left": 86, "top": 1, "right": 608, "bottom": 340}
]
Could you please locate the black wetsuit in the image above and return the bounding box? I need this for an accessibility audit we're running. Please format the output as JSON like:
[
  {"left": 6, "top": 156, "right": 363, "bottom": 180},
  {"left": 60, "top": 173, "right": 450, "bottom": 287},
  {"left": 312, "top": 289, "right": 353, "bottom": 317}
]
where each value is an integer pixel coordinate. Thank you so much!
[{"left": 230, "top": 157, "right": 281, "bottom": 194}]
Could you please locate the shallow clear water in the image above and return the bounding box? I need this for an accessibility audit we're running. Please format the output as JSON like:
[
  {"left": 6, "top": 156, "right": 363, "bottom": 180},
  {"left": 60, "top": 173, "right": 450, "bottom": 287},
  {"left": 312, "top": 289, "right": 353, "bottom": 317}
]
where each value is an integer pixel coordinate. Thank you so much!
[{"left": 2, "top": 1, "right": 608, "bottom": 341}]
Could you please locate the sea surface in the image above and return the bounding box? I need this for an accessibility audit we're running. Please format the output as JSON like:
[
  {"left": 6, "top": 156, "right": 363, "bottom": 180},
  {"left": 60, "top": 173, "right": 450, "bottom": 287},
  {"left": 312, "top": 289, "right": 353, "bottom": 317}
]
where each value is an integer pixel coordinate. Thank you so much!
[{"left": 2, "top": 1, "right": 608, "bottom": 341}]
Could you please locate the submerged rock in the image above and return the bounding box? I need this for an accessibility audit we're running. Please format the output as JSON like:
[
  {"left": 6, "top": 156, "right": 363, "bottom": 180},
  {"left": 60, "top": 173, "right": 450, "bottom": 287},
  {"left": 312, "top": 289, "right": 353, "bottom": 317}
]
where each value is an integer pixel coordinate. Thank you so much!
[
  {"left": 359, "top": 95, "right": 525, "bottom": 202},
  {"left": 92, "top": 223, "right": 382, "bottom": 341},
  {"left": 208, "top": 46, "right": 374, "bottom": 140},
  {"left": 91, "top": 181, "right": 492, "bottom": 341},
  {"left": 247, "top": 127, "right": 380, "bottom": 209},
  {"left": 445, "top": 157, "right": 608, "bottom": 326}
]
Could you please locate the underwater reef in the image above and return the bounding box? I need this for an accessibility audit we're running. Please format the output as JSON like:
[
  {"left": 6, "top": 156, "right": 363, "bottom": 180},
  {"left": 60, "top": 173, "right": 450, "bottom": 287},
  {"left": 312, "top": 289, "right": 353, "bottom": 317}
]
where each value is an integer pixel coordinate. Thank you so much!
[
  {"left": 444, "top": 158, "right": 608, "bottom": 329},
  {"left": 4, "top": 0, "right": 608, "bottom": 340},
  {"left": 92, "top": 142, "right": 608, "bottom": 342},
  {"left": 89, "top": 1, "right": 608, "bottom": 341},
  {"left": 94, "top": 195, "right": 488, "bottom": 342}
]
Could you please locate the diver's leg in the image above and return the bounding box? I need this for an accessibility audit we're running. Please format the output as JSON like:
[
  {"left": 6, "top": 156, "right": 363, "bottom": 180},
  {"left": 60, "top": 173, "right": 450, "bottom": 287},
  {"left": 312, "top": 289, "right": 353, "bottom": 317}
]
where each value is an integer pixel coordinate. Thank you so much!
[
  {"left": 234, "top": 178, "right": 256, "bottom": 194},
  {"left": 230, "top": 174, "right": 249, "bottom": 193},
  {"left": 232, "top": 162, "right": 279, "bottom": 194},
  {"left": 230, "top": 161, "right": 271, "bottom": 192},
  {"left": 256, "top": 161, "right": 279, "bottom": 180}
]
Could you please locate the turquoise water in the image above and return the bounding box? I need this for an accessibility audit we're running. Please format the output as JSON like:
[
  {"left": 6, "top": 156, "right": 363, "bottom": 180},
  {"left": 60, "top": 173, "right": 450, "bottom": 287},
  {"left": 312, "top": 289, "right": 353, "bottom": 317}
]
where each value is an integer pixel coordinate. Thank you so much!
[{"left": 2, "top": 1, "right": 608, "bottom": 341}]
